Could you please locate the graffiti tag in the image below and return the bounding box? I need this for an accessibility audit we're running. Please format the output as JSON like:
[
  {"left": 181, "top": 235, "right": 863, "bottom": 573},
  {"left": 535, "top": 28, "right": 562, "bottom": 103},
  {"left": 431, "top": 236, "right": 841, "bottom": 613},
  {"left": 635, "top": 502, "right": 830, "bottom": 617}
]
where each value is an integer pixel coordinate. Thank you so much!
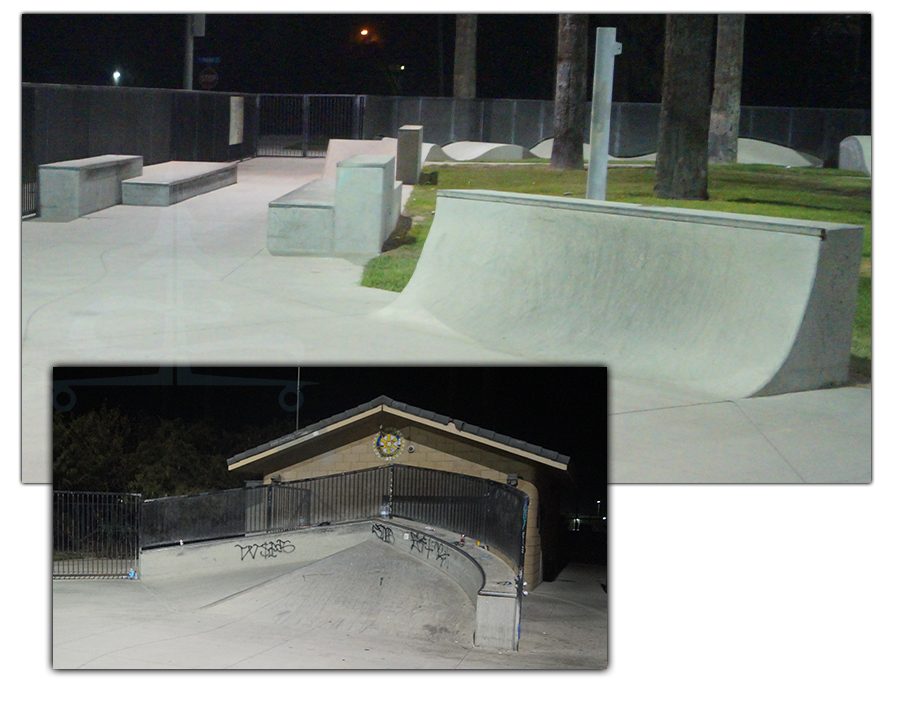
[
  {"left": 408, "top": 531, "right": 450, "bottom": 567},
  {"left": 371, "top": 523, "right": 394, "bottom": 543},
  {"left": 235, "top": 538, "right": 295, "bottom": 560}
]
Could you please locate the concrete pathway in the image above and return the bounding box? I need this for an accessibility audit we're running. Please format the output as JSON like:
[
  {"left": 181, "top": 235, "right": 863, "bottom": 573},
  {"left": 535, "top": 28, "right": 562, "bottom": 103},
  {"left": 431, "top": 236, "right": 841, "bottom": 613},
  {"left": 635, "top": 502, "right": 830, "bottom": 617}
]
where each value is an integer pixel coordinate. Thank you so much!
[{"left": 22, "top": 157, "right": 870, "bottom": 483}]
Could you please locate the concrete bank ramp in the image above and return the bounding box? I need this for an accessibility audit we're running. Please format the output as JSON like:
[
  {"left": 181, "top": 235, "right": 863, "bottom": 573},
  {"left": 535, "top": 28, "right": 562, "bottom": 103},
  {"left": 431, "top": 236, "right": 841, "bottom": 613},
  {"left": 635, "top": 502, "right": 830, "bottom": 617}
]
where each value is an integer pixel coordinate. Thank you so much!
[
  {"left": 440, "top": 141, "right": 537, "bottom": 162},
  {"left": 377, "top": 190, "right": 863, "bottom": 399},
  {"left": 532, "top": 137, "right": 822, "bottom": 167},
  {"left": 201, "top": 540, "right": 475, "bottom": 642}
]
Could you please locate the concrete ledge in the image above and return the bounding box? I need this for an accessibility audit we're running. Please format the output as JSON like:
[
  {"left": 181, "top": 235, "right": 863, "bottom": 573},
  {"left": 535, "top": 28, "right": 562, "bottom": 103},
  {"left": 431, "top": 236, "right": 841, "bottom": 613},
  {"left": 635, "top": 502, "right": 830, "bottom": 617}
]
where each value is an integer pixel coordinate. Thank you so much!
[
  {"left": 266, "top": 178, "right": 337, "bottom": 256},
  {"left": 121, "top": 161, "right": 238, "bottom": 206},
  {"left": 38, "top": 154, "right": 143, "bottom": 221},
  {"left": 382, "top": 190, "right": 863, "bottom": 399}
]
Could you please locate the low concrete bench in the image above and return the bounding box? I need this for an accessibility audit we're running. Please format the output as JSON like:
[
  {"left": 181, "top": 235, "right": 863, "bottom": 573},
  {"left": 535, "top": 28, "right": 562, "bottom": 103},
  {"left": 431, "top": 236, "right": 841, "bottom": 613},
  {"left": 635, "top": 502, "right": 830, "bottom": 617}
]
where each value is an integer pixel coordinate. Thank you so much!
[
  {"left": 122, "top": 161, "right": 238, "bottom": 206},
  {"left": 267, "top": 154, "right": 402, "bottom": 259},
  {"left": 38, "top": 154, "right": 143, "bottom": 221},
  {"left": 141, "top": 518, "right": 522, "bottom": 651},
  {"left": 381, "top": 190, "right": 864, "bottom": 399}
]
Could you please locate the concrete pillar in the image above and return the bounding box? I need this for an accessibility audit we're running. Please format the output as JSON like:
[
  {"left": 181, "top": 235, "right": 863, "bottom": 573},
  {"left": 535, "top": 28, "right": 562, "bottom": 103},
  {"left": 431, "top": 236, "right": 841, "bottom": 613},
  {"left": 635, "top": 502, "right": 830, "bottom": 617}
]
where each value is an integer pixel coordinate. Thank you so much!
[{"left": 397, "top": 125, "right": 424, "bottom": 185}]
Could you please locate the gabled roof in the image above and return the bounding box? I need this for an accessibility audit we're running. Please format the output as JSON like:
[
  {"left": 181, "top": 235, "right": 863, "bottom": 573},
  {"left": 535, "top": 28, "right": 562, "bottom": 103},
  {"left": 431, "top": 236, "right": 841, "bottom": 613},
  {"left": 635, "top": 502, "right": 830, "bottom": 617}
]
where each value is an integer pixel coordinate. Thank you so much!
[{"left": 227, "top": 395, "right": 570, "bottom": 470}]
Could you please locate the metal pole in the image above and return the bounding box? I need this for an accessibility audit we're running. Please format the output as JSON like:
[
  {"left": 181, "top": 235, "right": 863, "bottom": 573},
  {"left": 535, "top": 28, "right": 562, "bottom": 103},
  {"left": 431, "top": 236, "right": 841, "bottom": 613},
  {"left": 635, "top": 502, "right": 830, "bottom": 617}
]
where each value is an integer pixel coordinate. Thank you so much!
[
  {"left": 183, "top": 14, "right": 194, "bottom": 90},
  {"left": 586, "top": 28, "right": 622, "bottom": 200}
]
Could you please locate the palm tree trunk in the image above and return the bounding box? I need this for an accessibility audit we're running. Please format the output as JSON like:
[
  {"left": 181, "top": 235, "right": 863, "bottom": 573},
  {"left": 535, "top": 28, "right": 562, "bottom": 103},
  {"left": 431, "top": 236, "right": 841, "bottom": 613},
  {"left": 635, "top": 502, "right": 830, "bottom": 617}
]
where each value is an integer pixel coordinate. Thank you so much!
[
  {"left": 550, "top": 14, "right": 589, "bottom": 170},
  {"left": 453, "top": 15, "right": 477, "bottom": 99},
  {"left": 654, "top": 14, "right": 715, "bottom": 200},
  {"left": 708, "top": 14, "right": 745, "bottom": 164}
]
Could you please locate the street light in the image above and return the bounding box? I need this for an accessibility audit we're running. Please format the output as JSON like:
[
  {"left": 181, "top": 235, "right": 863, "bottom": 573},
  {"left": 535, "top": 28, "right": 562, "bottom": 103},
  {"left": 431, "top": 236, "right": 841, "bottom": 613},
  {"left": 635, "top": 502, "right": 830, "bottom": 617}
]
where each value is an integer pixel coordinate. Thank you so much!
[{"left": 112, "top": 70, "right": 121, "bottom": 86}]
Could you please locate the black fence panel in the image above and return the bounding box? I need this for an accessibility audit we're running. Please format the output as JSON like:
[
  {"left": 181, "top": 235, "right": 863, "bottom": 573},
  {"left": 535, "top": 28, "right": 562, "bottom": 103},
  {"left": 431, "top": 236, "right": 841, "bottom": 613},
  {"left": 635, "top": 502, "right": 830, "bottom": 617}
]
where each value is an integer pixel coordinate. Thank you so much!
[
  {"left": 53, "top": 491, "right": 142, "bottom": 578},
  {"left": 141, "top": 484, "right": 311, "bottom": 548}
]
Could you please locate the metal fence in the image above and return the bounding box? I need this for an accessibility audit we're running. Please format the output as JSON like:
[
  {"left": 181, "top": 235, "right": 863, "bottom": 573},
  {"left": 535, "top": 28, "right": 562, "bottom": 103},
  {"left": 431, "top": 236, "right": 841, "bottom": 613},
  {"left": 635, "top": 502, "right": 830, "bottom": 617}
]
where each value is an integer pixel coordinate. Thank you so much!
[
  {"left": 141, "top": 484, "right": 309, "bottom": 548},
  {"left": 256, "top": 94, "right": 364, "bottom": 157},
  {"left": 53, "top": 491, "right": 142, "bottom": 578},
  {"left": 53, "top": 466, "right": 529, "bottom": 580}
]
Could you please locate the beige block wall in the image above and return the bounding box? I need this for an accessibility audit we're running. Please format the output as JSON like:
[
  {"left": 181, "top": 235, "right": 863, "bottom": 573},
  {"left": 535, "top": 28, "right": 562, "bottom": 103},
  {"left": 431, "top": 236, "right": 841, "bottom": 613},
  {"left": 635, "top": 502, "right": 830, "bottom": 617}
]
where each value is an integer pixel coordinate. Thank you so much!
[{"left": 266, "top": 422, "right": 546, "bottom": 586}]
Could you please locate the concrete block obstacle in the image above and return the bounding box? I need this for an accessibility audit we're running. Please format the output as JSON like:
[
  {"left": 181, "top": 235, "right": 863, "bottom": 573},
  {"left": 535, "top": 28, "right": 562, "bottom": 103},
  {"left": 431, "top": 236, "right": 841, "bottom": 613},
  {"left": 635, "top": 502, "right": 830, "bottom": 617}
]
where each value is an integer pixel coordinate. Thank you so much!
[
  {"left": 37, "top": 154, "right": 143, "bottom": 221},
  {"left": 140, "top": 518, "right": 522, "bottom": 651},
  {"left": 379, "top": 190, "right": 863, "bottom": 399},
  {"left": 267, "top": 153, "right": 401, "bottom": 258},
  {"left": 396, "top": 125, "right": 424, "bottom": 185},
  {"left": 838, "top": 136, "right": 872, "bottom": 175},
  {"left": 322, "top": 138, "right": 399, "bottom": 179},
  {"left": 121, "top": 161, "right": 238, "bottom": 206}
]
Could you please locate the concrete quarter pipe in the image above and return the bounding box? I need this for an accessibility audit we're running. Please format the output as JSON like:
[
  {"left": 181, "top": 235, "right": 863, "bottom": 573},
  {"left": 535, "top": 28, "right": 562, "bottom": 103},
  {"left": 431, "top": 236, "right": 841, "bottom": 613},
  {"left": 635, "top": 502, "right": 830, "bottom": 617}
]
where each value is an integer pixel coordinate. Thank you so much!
[{"left": 378, "top": 190, "right": 863, "bottom": 399}]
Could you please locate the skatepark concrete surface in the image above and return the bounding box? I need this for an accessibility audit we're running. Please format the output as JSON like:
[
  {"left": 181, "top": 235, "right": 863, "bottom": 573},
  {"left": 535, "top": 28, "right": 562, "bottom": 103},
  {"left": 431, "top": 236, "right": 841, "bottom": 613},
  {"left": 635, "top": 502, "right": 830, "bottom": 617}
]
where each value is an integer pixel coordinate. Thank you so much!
[
  {"left": 22, "top": 157, "right": 871, "bottom": 483},
  {"left": 52, "top": 532, "right": 608, "bottom": 669}
]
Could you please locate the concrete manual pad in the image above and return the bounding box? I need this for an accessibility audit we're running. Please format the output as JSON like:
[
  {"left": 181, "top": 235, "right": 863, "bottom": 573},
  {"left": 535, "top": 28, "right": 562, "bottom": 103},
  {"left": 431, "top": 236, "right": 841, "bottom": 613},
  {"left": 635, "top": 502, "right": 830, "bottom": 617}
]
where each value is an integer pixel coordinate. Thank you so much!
[{"left": 121, "top": 161, "right": 238, "bottom": 207}]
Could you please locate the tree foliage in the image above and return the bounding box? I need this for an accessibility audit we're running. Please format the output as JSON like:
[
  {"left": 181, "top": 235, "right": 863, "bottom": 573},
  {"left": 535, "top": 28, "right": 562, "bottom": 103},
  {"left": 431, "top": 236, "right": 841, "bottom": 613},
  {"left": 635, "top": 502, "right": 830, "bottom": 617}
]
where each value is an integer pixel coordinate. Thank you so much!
[{"left": 52, "top": 406, "right": 290, "bottom": 498}]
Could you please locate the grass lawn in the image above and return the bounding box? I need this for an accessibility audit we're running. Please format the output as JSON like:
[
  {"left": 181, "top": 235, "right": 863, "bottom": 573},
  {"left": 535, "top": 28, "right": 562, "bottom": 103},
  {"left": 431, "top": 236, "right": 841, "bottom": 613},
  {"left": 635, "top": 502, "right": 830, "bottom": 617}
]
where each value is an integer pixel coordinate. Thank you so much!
[{"left": 362, "top": 163, "right": 872, "bottom": 375}]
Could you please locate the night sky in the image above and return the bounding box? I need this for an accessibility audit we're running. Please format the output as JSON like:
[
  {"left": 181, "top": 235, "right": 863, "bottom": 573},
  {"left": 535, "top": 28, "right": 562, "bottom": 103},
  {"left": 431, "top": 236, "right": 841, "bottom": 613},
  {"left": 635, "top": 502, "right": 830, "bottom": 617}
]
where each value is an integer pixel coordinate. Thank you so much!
[
  {"left": 53, "top": 365, "right": 608, "bottom": 509},
  {"left": 21, "top": 13, "right": 871, "bottom": 108}
]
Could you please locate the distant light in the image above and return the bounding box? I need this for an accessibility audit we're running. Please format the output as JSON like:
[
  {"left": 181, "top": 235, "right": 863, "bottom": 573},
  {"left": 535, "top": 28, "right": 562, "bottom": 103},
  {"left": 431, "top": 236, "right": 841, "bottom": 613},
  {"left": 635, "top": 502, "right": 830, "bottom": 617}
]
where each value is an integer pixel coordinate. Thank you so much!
[
  {"left": 113, "top": 70, "right": 121, "bottom": 85},
  {"left": 400, "top": 65, "right": 405, "bottom": 70},
  {"left": 360, "top": 29, "right": 369, "bottom": 36}
]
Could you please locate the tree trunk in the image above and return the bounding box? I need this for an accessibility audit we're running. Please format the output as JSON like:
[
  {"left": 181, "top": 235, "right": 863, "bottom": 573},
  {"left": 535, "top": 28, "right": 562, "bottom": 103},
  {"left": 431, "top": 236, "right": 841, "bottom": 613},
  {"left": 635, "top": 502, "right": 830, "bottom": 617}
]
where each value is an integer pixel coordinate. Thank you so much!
[
  {"left": 550, "top": 15, "right": 589, "bottom": 170},
  {"left": 453, "top": 15, "right": 477, "bottom": 99},
  {"left": 708, "top": 14, "right": 745, "bottom": 164},
  {"left": 654, "top": 14, "right": 716, "bottom": 200}
]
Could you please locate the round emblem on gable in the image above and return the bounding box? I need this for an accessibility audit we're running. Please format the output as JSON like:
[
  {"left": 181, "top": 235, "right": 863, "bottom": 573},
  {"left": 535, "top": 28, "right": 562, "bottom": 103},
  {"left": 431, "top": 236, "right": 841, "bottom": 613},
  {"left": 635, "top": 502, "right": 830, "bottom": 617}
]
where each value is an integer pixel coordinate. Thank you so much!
[{"left": 374, "top": 427, "right": 405, "bottom": 460}]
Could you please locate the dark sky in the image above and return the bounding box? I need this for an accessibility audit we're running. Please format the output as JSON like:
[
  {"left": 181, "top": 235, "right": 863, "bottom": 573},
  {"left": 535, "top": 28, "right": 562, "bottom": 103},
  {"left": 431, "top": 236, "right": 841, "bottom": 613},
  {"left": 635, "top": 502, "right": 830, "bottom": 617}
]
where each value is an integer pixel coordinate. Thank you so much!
[
  {"left": 21, "top": 13, "right": 871, "bottom": 108},
  {"left": 53, "top": 365, "right": 608, "bottom": 508}
]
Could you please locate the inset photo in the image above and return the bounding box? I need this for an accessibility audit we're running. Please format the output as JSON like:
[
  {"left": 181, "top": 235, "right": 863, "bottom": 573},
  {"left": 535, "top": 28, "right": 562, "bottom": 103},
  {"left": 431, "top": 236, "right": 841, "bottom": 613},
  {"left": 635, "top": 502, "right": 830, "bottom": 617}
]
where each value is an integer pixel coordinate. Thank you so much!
[{"left": 52, "top": 365, "right": 608, "bottom": 669}]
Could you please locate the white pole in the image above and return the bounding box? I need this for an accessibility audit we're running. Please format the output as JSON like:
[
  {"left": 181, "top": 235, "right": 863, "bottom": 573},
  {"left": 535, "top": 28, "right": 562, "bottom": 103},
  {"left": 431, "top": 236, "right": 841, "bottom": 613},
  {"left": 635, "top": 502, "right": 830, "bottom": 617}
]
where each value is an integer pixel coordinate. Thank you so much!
[{"left": 586, "top": 28, "right": 622, "bottom": 201}]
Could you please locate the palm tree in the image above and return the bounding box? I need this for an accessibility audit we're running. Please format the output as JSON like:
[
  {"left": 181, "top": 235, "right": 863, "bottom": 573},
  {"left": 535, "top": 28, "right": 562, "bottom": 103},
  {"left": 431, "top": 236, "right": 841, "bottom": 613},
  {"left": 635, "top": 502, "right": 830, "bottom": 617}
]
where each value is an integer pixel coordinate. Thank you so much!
[
  {"left": 708, "top": 14, "right": 745, "bottom": 164},
  {"left": 654, "top": 14, "right": 716, "bottom": 200},
  {"left": 453, "top": 15, "right": 477, "bottom": 99},
  {"left": 550, "top": 14, "right": 589, "bottom": 170}
]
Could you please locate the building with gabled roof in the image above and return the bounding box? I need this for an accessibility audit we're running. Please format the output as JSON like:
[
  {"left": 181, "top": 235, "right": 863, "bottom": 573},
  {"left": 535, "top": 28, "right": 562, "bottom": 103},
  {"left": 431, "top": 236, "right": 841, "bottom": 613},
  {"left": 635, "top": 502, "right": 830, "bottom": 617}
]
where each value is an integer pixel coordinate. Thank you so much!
[{"left": 227, "top": 395, "right": 574, "bottom": 587}]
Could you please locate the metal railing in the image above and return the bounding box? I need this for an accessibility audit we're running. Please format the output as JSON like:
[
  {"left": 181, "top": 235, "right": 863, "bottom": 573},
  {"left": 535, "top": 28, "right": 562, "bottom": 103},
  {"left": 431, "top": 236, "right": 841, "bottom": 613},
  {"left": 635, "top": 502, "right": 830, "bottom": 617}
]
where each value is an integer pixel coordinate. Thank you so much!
[
  {"left": 53, "top": 465, "right": 530, "bottom": 579},
  {"left": 53, "top": 491, "right": 142, "bottom": 578},
  {"left": 141, "top": 484, "right": 309, "bottom": 548}
]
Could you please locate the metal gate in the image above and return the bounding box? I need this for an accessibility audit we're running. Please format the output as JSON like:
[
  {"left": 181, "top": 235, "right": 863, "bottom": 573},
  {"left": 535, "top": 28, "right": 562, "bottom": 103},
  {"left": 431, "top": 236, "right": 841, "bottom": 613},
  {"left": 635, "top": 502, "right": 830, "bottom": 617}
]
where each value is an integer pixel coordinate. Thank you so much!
[
  {"left": 53, "top": 491, "right": 142, "bottom": 578},
  {"left": 256, "top": 94, "right": 365, "bottom": 157}
]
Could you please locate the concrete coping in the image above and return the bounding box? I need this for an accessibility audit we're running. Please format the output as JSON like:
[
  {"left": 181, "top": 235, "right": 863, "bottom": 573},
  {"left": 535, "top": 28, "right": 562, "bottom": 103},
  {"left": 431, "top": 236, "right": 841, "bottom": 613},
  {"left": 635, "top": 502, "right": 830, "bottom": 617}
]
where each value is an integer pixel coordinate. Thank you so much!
[
  {"left": 438, "top": 189, "right": 854, "bottom": 239},
  {"left": 39, "top": 154, "right": 143, "bottom": 170},
  {"left": 337, "top": 154, "right": 396, "bottom": 169},
  {"left": 122, "top": 160, "right": 237, "bottom": 186}
]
